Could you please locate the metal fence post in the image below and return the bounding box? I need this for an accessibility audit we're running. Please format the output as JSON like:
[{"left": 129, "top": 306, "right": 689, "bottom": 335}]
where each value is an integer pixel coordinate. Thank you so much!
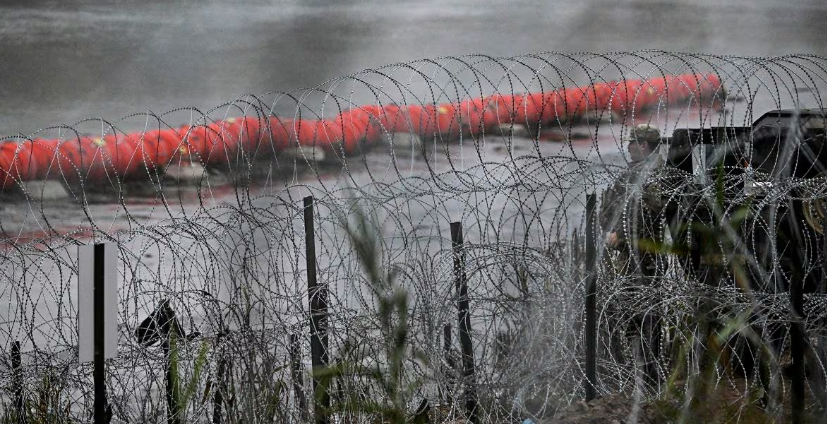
[
  {"left": 450, "top": 222, "right": 478, "bottom": 424},
  {"left": 585, "top": 193, "right": 597, "bottom": 401},
  {"left": 93, "top": 244, "right": 112, "bottom": 424},
  {"left": 212, "top": 350, "right": 224, "bottom": 424},
  {"left": 305, "top": 196, "right": 329, "bottom": 424},
  {"left": 12, "top": 341, "right": 24, "bottom": 424}
]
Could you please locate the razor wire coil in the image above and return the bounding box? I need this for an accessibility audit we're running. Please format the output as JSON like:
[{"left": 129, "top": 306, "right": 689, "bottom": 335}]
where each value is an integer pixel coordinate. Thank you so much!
[{"left": 0, "top": 51, "right": 826, "bottom": 422}]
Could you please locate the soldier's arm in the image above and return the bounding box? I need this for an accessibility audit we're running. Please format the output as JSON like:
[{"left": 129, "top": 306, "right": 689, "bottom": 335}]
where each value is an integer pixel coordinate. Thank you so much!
[{"left": 599, "top": 179, "right": 625, "bottom": 230}]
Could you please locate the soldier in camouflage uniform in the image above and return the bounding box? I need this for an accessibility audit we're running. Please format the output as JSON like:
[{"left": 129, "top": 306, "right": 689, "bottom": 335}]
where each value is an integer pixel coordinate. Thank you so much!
[{"left": 600, "top": 123, "right": 667, "bottom": 384}]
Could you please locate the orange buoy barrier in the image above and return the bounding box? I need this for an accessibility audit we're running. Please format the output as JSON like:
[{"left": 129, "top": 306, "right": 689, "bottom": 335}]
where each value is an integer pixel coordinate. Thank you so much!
[{"left": 0, "top": 73, "right": 723, "bottom": 189}]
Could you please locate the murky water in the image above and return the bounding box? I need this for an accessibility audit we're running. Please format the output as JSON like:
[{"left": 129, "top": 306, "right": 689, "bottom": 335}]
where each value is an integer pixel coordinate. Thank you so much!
[
  {"left": 1, "top": 0, "right": 826, "bottom": 136},
  {"left": 1, "top": 0, "right": 826, "bottom": 357}
]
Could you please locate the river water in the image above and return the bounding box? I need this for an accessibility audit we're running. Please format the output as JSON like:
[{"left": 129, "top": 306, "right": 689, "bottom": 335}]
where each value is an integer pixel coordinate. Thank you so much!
[
  {"left": 1, "top": 0, "right": 826, "bottom": 135},
  {"left": 0, "top": 0, "right": 825, "bottom": 382}
]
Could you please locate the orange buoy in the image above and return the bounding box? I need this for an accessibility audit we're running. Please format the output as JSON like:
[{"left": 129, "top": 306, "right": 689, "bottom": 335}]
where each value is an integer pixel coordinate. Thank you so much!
[{"left": 0, "top": 72, "right": 724, "bottom": 188}]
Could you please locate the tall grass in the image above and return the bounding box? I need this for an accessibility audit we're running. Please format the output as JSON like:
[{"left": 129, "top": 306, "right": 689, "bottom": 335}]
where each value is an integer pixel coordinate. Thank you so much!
[{"left": 309, "top": 199, "right": 425, "bottom": 423}]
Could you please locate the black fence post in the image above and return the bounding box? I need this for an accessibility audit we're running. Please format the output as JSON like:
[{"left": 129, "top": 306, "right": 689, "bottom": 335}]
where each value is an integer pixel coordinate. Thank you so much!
[
  {"left": 289, "top": 333, "right": 309, "bottom": 422},
  {"left": 584, "top": 193, "right": 597, "bottom": 401},
  {"left": 12, "top": 341, "right": 24, "bottom": 424},
  {"left": 135, "top": 299, "right": 183, "bottom": 424},
  {"left": 93, "top": 243, "right": 111, "bottom": 424},
  {"left": 450, "top": 222, "right": 478, "bottom": 424},
  {"left": 305, "top": 196, "right": 329, "bottom": 424},
  {"left": 212, "top": 351, "right": 224, "bottom": 424}
]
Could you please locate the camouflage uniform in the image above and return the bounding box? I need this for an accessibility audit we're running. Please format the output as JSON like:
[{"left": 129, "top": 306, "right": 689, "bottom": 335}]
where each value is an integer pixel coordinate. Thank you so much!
[
  {"left": 599, "top": 124, "right": 666, "bottom": 383},
  {"left": 600, "top": 124, "right": 668, "bottom": 279}
]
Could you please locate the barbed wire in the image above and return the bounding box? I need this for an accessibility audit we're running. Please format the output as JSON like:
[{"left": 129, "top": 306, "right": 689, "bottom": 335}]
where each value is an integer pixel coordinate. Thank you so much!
[{"left": 0, "top": 51, "right": 826, "bottom": 422}]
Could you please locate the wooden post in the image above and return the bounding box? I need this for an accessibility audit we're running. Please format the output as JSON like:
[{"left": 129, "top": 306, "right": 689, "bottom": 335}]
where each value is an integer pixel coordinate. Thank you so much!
[
  {"left": 584, "top": 193, "right": 598, "bottom": 401},
  {"left": 305, "top": 196, "right": 329, "bottom": 424},
  {"left": 450, "top": 222, "right": 478, "bottom": 424}
]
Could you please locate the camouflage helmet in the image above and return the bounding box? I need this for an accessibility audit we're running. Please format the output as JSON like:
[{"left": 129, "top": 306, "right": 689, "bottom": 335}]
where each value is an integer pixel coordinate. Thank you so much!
[{"left": 629, "top": 123, "right": 661, "bottom": 143}]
